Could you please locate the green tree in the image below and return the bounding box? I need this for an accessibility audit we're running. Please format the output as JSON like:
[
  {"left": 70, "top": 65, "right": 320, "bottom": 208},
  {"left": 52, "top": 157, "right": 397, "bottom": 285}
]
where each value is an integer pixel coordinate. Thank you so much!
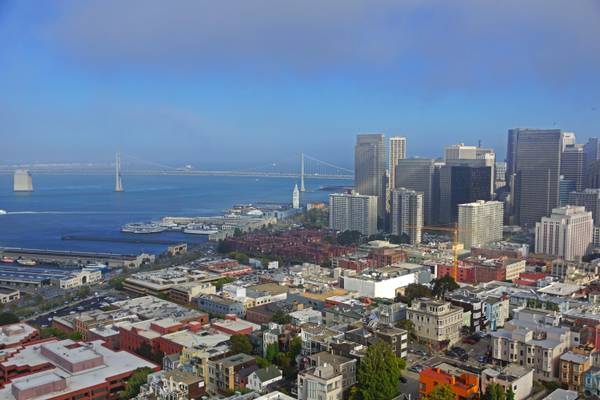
[
  {"left": 337, "top": 230, "right": 362, "bottom": 246},
  {"left": 483, "top": 383, "right": 506, "bottom": 400},
  {"left": 228, "top": 251, "right": 249, "bottom": 265},
  {"left": 271, "top": 310, "right": 292, "bottom": 325},
  {"left": 213, "top": 276, "right": 235, "bottom": 290},
  {"left": 506, "top": 387, "right": 515, "bottom": 400},
  {"left": 265, "top": 342, "right": 280, "bottom": 362},
  {"left": 230, "top": 334, "right": 253, "bottom": 354},
  {"left": 0, "top": 312, "right": 19, "bottom": 325},
  {"left": 108, "top": 276, "right": 125, "bottom": 290},
  {"left": 422, "top": 384, "right": 455, "bottom": 400},
  {"left": 404, "top": 283, "right": 433, "bottom": 303},
  {"left": 432, "top": 275, "right": 459, "bottom": 298},
  {"left": 289, "top": 336, "right": 302, "bottom": 360},
  {"left": 396, "top": 319, "right": 415, "bottom": 338},
  {"left": 40, "top": 327, "right": 82, "bottom": 341},
  {"left": 353, "top": 341, "right": 403, "bottom": 400},
  {"left": 119, "top": 367, "right": 153, "bottom": 399}
]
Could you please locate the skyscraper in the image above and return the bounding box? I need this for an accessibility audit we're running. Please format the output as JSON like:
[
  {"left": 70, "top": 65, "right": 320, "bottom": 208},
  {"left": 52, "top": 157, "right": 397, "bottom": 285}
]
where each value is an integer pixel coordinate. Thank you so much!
[
  {"left": 329, "top": 192, "right": 378, "bottom": 236},
  {"left": 535, "top": 206, "right": 592, "bottom": 261},
  {"left": 568, "top": 189, "right": 600, "bottom": 225},
  {"left": 391, "top": 188, "right": 423, "bottom": 244},
  {"left": 561, "top": 144, "right": 584, "bottom": 191},
  {"left": 584, "top": 138, "right": 600, "bottom": 186},
  {"left": 388, "top": 136, "right": 407, "bottom": 192},
  {"left": 394, "top": 158, "right": 436, "bottom": 225},
  {"left": 438, "top": 144, "right": 495, "bottom": 224},
  {"left": 458, "top": 200, "right": 503, "bottom": 250},
  {"left": 355, "top": 134, "right": 386, "bottom": 222},
  {"left": 512, "top": 129, "right": 564, "bottom": 227}
]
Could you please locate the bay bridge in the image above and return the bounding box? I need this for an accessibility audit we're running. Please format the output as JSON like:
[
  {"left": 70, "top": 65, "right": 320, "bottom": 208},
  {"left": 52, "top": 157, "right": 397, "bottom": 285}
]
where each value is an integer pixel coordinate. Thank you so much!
[{"left": 1, "top": 153, "right": 354, "bottom": 190}]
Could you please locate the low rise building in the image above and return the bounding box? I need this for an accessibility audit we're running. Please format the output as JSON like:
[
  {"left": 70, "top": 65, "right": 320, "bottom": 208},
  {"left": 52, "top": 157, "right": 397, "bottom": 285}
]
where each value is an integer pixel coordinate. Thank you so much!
[
  {"left": 211, "top": 317, "right": 260, "bottom": 335},
  {"left": 481, "top": 365, "right": 533, "bottom": 400},
  {"left": 407, "top": 298, "right": 463, "bottom": 349},
  {"left": 0, "top": 288, "right": 19, "bottom": 304},
  {"left": 308, "top": 351, "right": 357, "bottom": 393},
  {"left": 56, "top": 268, "right": 102, "bottom": 289},
  {"left": 195, "top": 294, "right": 245, "bottom": 317},
  {"left": 207, "top": 353, "right": 256, "bottom": 394},
  {"left": 0, "top": 324, "right": 40, "bottom": 350},
  {"left": 297, "top": 364, "right": 343, "bottom": 400},
  {"left": 0, "top": 339, "right": 157, "bottom": 399},
  {"left": 139, "top": 369, "right": 205, "bottom": 400},
  {"left": 419, "top": 366, "right": 479, "bottom": 400},
  {"left": 340, "top": 267, "right": 417, "bottom": 299},
  {"left": 169, "top": 282, "right": 216, "bottom": 304},
  {"left": 289, "top": 308, "right": 323, "bottom": 325},
  {"left": 560, "top": 345, "right": 594, "bottom": 392},
  {"left": 247, "top": 365, "right": 283, "bottom": 393}
]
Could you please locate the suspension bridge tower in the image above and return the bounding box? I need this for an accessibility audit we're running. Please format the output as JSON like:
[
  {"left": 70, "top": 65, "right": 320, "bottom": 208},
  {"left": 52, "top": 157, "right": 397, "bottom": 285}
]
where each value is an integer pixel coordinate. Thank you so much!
[
  {"left": 115, "top": 152, "right": 124, "bottom": 192},
  {"left": 300, "top": 152, "right": 305, "bottom": 192}
]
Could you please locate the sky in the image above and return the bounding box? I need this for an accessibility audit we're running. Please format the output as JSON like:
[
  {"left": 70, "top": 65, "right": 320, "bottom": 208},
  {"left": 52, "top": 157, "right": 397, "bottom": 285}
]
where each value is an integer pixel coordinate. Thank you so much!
[{"left": 1, "top": 0, "right": 600, "bottom": 170}]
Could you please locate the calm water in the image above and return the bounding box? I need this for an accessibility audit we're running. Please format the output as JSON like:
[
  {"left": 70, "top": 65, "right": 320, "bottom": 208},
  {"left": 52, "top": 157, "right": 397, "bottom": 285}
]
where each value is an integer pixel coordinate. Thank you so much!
[{"left": 0, "top": 174, "right": 344, "bottom": 255}]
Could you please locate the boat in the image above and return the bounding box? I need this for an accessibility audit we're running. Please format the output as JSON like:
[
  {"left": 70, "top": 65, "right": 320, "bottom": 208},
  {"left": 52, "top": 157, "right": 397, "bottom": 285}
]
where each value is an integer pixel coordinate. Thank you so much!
[
  {"left": 16, "top": 258, "right": 36, "bottom": 266},
  {"left": 183, "top": 224, "right": 219, "bottom": 235},
  {"left": 0, "top": 256, "right": 14, "bottom": 264},
  {"left": 121, "top": 222, "right": 166, "bottom": 234},
  {"left": 0, "top": 210, "right": 6, "bottom": 215}
]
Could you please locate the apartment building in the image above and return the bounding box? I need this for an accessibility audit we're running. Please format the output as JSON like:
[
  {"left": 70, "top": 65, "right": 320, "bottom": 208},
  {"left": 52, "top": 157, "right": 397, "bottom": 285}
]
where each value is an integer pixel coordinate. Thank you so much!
[
  {"left": 207, "top": 353, "right": 256, "bottom": 394},
  {"left": 535, "top": 205, "right": 593, "bottom": 261},
  {"left": 560, "top": 345, "right": 594, "bottom": 392},
  {"left": 297, "top": 364, "right": 343, "bottom": 400},
  {"left": 308, "top": 352, "right": 357, "bottom": 393},
  {"left": 407, "top": 298, "right": 463, "bottom": 349},
  {"left": 329, "top": 192, "right": 378, "bottom": 236}
]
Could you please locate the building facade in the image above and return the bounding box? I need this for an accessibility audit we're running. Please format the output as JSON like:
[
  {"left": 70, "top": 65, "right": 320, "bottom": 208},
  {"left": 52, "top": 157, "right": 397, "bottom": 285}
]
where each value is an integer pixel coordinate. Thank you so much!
[
  {"left": 394, "top": 158, "right": 436, "bottom": 225},
  {"left": 328, "top": 192, "right": 378, "bottom": 236},
  {"left": 355, "top": 134, "right": 386, "bottom": 222},
  {"left": 390, "top": 188, "right": 423, "bottom": 244},
  {"left": 535, "top": 206, "right": 593, "bottom": 261},
  {"left": 407, "top": 299, "right": 463, "bottom": 349},
  {"left": 458, "top": 200, "right": 504, "bottom": 250}
]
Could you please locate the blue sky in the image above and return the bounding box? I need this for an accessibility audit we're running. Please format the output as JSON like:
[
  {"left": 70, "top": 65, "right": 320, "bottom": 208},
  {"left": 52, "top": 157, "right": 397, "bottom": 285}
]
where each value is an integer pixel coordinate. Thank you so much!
[{"left": 1, "top": 0, "right": 600, "bottom": 169}]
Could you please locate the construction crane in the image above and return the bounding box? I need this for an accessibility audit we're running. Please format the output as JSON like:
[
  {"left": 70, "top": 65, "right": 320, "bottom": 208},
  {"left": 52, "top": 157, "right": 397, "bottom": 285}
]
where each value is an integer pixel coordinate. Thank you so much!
[{"left": 403, "top": 223, "right": 469, "bottom": 281}]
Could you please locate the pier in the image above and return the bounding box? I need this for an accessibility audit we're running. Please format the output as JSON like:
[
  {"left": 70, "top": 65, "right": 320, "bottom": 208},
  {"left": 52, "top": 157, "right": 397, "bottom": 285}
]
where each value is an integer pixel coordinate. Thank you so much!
[{"left": 0, "top": 247, "right": 154, "bottom": 268}]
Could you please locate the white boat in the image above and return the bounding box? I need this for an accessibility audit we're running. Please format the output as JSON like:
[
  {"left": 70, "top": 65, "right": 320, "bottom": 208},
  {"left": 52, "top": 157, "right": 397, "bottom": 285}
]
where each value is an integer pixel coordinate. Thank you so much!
[
  {"left": 121, "top": 222, "right": 166, "bottom": 234},
  {"left": 16, "top": 258, "right": 36, "bottom": 266},
  {"left": 0, "top": 210, "right": 6, "bottom": 215}
]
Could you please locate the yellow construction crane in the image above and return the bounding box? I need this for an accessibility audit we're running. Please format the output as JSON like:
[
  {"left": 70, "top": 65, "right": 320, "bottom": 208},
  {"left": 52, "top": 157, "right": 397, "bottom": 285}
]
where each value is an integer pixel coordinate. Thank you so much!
[{"left": 404, "top": 223, "right": 469, "bottom": 281}]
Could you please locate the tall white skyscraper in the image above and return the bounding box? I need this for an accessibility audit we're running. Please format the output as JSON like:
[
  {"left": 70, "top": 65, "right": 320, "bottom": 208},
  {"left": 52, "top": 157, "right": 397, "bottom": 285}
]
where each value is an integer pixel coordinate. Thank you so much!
[
  {"left": 535, "top": 205, "right": 593, "bottom": 261},
  {"left": 388, "top": 136, "right": 407, "bottom": 192},
  {"left": 329, "top": 192, "right": 378, "bottom": 236},
  {"left": 458, "top": 200, "right": 503, "bottom": 249},
  {"left": 292, "top": 183, "right": 300, "bottom": 209},
  {"left": 391, "top": 188, "right": 423, "bottom": 244}
]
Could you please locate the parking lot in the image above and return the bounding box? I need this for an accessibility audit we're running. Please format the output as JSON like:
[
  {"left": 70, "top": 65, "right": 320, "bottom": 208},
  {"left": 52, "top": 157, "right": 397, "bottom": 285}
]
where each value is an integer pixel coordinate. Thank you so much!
[{"left": 27, "top": 292, "right": 132, "bottom": 328}]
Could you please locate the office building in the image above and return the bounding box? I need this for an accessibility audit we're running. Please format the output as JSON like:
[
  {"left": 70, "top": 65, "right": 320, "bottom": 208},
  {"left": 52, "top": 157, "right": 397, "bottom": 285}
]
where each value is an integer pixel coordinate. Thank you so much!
[
  {"left": 390, "top": 188, "right": 423, "bottom": 244},
  {"left": 562, "top": 144, "right": 585, "bottom": 191},
  {"left": 458, "top": 200, "right": 503, "bottom": 249},
  {"left": 560, "top": 176, "right": 577, "bottom": 206},
  {"left": 511, "top": 129, "right": 564, "bottom": 227},
  {"left": 394, "top": 158, "right": 436, "bottom": 225},
  {"left": 328, "top": 192, "right": 378, "bottom": 236},
  {"left": 439, "top": 163, "right": 493, "bottom": 223},
  {"left": 406, "top": 298, "right": 463, "bottom": 349},
  {"left": 355, "top": 134, "right": 386, "bottom": 221},
  {"left": 388, "top": 136, "right": 406, "bottom": 193},
  {"left": 568, "top": 189, "right": 600, "bottom": 225},
  {"left": 535, "top": 206, "right": 593, "bottom": 261}
]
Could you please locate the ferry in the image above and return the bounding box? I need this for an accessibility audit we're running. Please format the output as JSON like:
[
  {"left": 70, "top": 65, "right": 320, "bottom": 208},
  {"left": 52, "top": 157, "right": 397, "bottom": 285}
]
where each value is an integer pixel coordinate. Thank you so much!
[
  {"left": 16, "top": 258, "right": 36, "bottom": 266},
  {"left": 0, "top": 256, "right": 15, "bottom": 264},
  {"left": 121, "top": 222, "right": 166, "bottom": 234},
  {"left": 183, "top": 224, "right": 219, "bottom": 235},
  {"left": 0, "top": 210, "right": 6, "bottom": 215}
]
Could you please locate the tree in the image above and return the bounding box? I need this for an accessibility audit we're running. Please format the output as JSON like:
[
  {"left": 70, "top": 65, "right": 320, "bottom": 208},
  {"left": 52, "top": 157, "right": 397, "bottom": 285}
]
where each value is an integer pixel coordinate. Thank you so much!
[
  {"left": 265, "top": 342, "right": 280, "bottom": 362},
  {"left": 119, "top": 367, "right": 153, "bottom": 399},
  {"left": 108, "top": 276, "right": 125, "bottom": 290},
  {"left": 229, "top": 251, "right": 249, "bottom": 265},
  {"left": 422, "top": 384, "right": 455, "bottom": 400},
  {"left": 0, "top": 312, "right": 19, "bottom": 325},
  {"left": 271, "top": 310, "right": 292, "bottom": 325},
  {"left": 483, "top": 383, "right": 506, "bottom": 400},
  {"left": 404, "top": 283, "right": 433, "bottom": 303},
  {"left": 256, "top": 357, "right": 271, "bottom": 368},
  {"left": 217, "top": 240, "right": 232, "bottom": 254},
  {"left": 41, "top": 327, "right": 82, "bottom": 341},
  {"left": 506, "top": 387, "right": 515, "bottom": 400},
  {"left": 289, "top": 336, "right": 302, "bottom": 360},
  {"left": 230, "top": 334, "right": 253, "bottom": 354},
  {"left": 431, "top": 275, "right": 459, "bottom": 298},
  {"left": 337, "top": 230, "right": 362, "bottom": 246},
  {"left": 353, "top": 341, "right": 403, "bottom": 400},
  {"left": 213, "top": 276, "right": 235, "bottom": 290},
  {"left": 396, "top": 319, "right": 415, "bottom": 338}
]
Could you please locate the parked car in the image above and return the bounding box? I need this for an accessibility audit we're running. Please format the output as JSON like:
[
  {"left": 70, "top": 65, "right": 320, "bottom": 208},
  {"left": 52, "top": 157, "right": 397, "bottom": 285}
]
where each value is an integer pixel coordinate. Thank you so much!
[{"left": 399, "top": 376, "right": 407, "bottom": 383}]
